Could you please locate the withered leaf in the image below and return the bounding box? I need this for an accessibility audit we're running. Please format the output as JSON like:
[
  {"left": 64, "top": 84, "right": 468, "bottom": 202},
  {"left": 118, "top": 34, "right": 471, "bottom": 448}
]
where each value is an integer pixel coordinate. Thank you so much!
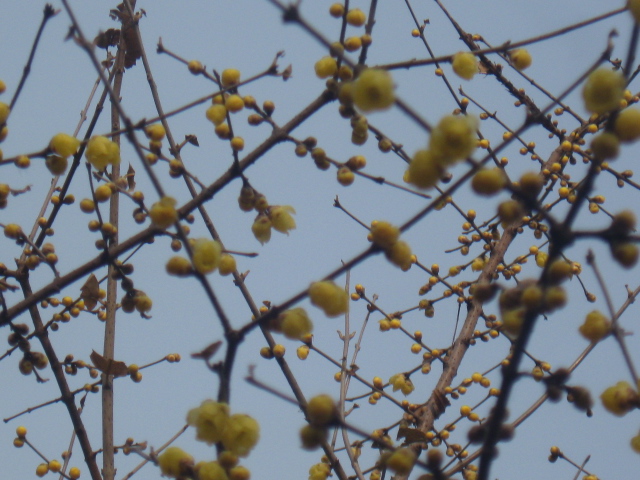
[
  {"left": 281, "top": 64, "right": 293, "bottom": 81},
  {"left": 90, "top": 350, "right": 128, "bottom": 377},
  {"left": 94, "top": 28, "right": 121, "bottom": 49},
  {"left": 126, "top": 164, "right": 136, "bottom": 191},
  {"left": 110, "top": 3, "right": 142, "bottom": 69},
  {"left": 432, "top": 389, "right": 451, "bottom": 420},
  {"left": 397, "top": 426, "right": 428, "bottom": 444},
  {"left": 80, "top": 274, "right": 100, "bottom": 311},
  {"left": 191, "top": 341, "right": 222, "bottom": 361}
]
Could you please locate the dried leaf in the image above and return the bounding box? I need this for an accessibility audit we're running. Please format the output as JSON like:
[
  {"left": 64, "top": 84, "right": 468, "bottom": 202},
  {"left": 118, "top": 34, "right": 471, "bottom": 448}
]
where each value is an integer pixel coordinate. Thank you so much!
[
  {"left": 90, "top": 350, "right": 128, "bottom": 377},
  {"left": 111, "top": 3, "right": 142, "bottom": 69},
  {"left": 432, "top": 389, "right": 451, "bottom": 420},
  {"left": 122, "top": 29, "right": 142, "bottom": 68},
  {"left": 191, "top": 341, "right": 222, "bottom": 360},
  {"left": 282, "top": 64, "right": 293, "bottom": 81},
  {"left": 80, "top": 274, "right": 100, "bottom": 311},
  {"left": 397, "top": 426, "right": 428, "bottom": 444},
  {"left": 94, "top": 28, "right": 121, "bottom": 49},
  {"left": 126, "top": 164, "right": 136, "bottom": 191}
]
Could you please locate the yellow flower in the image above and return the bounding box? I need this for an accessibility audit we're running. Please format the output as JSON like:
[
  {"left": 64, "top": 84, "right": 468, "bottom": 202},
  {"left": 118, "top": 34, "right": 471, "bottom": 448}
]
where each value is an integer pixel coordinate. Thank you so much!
[
  {"left": 145, "top": 123, "right": 166, "bottom": 141},
  {"left": 429, "top": 115, "right": 478, "bottom": 163},
  {"left": 269, "top": 205, "right": 296, "bottom": 234},
  {"left": 45, "top": 155, "right": 68, "bottom": 175},
  {"left": 195, "top": 461, "right": 228, "bottom": 480},
  {"left": 369, "top": 221, "right": 400, "bottom": 249},
  {"left": 600, "top": 381, "right": 637, "bottom": 416},
  {"left": 221, "top": 68, "right": 241, "bottom": 87},
  {"left": 279, "top": 308, "right": 314, "bottom": 340},
  {"left": 187, "top": 400, "right": 230, "bottom": 444},
  {"left": 218, "top": 254, "right": 237, "bottom": 276},
  {"left": 221, "top": 414, "right": 260, "bottom": 457},
  {"left": 192, "top": 238, "right": 222, "bottom": 274},
  {"left": 229, "top": 465, "right": 250, "bottom": 480},
  {"left": 631, "top": 0, "right": 640, "bottom": 23},
  {"left": 582, "top": 68, "right": 625, "bottom": 114},
  {"left": 385, "top": 448, "right": 416, "bottom": 475},
  {"left": 166, "top": 256, "right": 193, "bottom": 277},
  {"left": 346, "top": 8, "right": 366, "bottom": 26},
  {"left": 0, "top": 101, "right": 10, "bottom": 125},
  {"left": 206, "top": 104, "right": 228, "bottom": 126},
  {"left": 509, "top": 48, "right": 532, "bottom": 70},
  {"left": 579, "top": 310, "right": 611, "bottom": 342},
  {"left": 85, "top": 136, "right": 120, "bottom": 170},
  {"left": 49, "top": 133, "right": 80, "bottom": 158},
  {"left": 452, "top": 52, "right": 478, "bottom": 80},
  {"left": 389, "top": 373, "right": 414, "bottom": 396},
  {"left": 308, "top": 281, "right": 349, "bottom": 317},
  {"left": 149, "top": 196, "right": 178, "bottom": 229},
  {"left": 314, "top": 56, "right": 338, "bottom": 79},
  {"left": 307, "top": 394, "right": 337, "bottom": 426},
  {"left": 157, "top": 447, "right": 194, "bottom": 478},
  {"left": 386, "top": 240, "right": 413, "bottom": 271},
  {"left": 309, "top": 463, "right": 331, "bottom": 480},
  {"left": 406, "top": 149, "right": 444, "bottom": 189},
  {"left": 252, "top": 215, "right": 272, "bottom": 244},
  {"left": 614, "top": 108, "right": 640, "bottom": 142},
  {"left": 351, "top": 68, "right": 395, "bottom": 112}
]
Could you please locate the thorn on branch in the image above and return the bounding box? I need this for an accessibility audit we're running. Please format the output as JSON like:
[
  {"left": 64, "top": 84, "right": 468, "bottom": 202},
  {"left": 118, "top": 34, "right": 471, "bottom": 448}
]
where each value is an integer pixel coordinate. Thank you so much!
[{"left": 65, "top": 26, "right": 77, "bottom": 42}]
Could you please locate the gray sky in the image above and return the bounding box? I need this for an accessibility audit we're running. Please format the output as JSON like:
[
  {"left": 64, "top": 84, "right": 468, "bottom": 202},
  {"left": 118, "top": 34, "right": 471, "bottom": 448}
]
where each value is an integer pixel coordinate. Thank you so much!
[{"left": 1, "top": 1, "right": 639, "bottom": 479}]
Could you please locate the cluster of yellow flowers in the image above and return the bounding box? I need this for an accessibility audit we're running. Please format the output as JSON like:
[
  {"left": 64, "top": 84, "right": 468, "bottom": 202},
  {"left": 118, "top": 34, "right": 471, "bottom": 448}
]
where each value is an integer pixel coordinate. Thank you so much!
[
  {"left": 406, "top": 114, "right": 478, "bottom": 190},
  {"left": 383, "top": 447, "right": 417, "bottom": 475},
  {"left": 157, "top": 400, "right": 259, "bottom": 479},
  {"left": 239, "top": 184, "right": 296, "bottom": 245},
  {"left": 298, "top": 395, "right": 339, "bottom": 466},
  {"left": 46, "top": 133, "right": 81, "bottom": 175},
  {"left": 271, "top": 307, "right": 314, "bottom": 340},
  {"left": 149, "top": 196, "right": 178, "bottom": 229},
  {"left": 600, "top": 381, "right": 638, "bottom": 417},
  {"left": 308, "top": 281, "right": 349, "bottom": 317},
  {"left": 251, "top": 204, "right": 297, "bottom": 244},
  {"left": 582, "top": 67, "right": 640, "bottom": 171},
  {"left": 368, "top": 220, "right": 414, "bottom": 270},
  {"left": 308, "top": 462, "right": 332, "bottom": 480},
  {"left": 186, "top": 400, "right": 260, "bottom": 456},
  {"left": 578, "top": 310, "right": 611, "bottom": 343},
  {"left": 351, "top": 68, "right": 395, "bottom": 112},
  {"left": 389, "top": 373, "right": 415, "bottom": 396},
  {"left": 85, "top": 135, "right": 120, "bottom": 171}
]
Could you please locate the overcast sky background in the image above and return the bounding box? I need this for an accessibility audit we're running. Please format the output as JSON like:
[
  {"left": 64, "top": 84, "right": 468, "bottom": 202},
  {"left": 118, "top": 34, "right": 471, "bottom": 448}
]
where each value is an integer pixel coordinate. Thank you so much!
[{"left": 1, "top": 1, "right": 639, "bottom": 479}]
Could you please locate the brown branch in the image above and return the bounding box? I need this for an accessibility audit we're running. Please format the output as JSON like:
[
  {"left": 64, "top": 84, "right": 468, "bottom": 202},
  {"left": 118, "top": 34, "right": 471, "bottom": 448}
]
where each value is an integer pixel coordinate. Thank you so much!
[{"left": 17, "top": 274, "right": 102, "bottom": 480}]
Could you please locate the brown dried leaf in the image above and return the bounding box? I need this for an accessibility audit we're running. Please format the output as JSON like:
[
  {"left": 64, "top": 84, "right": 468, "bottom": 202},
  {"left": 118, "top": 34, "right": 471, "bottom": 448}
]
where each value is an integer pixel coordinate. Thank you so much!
[
  {"left": 282, "top": 64, "right": 293, "bottom": 81},
  {"left": 111, "top": 3, "right": 142, "bottom": 69},
  {"left": 185, "top": 134, "right": 199, "bottom": 147},
  {"left": 432, "top": 389, "right": 451, "bottom": 420},
  {"left": 90, "top": 350, "right": 128, "bottom": 377},
  {"left": 80, "top": 274, "right": 100, "bottom": 311},
  {"left": 94, "top": 28, "right": 121, "bottom": 49},
  {"left": 126, "top": 164, "right": 136, "bottom": 191},
  {"left": 397, "top": 426, "right": 428, "bottom": 444},
  {"left": 191, "top": 341, "right": 222, "bottom": 361}
]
